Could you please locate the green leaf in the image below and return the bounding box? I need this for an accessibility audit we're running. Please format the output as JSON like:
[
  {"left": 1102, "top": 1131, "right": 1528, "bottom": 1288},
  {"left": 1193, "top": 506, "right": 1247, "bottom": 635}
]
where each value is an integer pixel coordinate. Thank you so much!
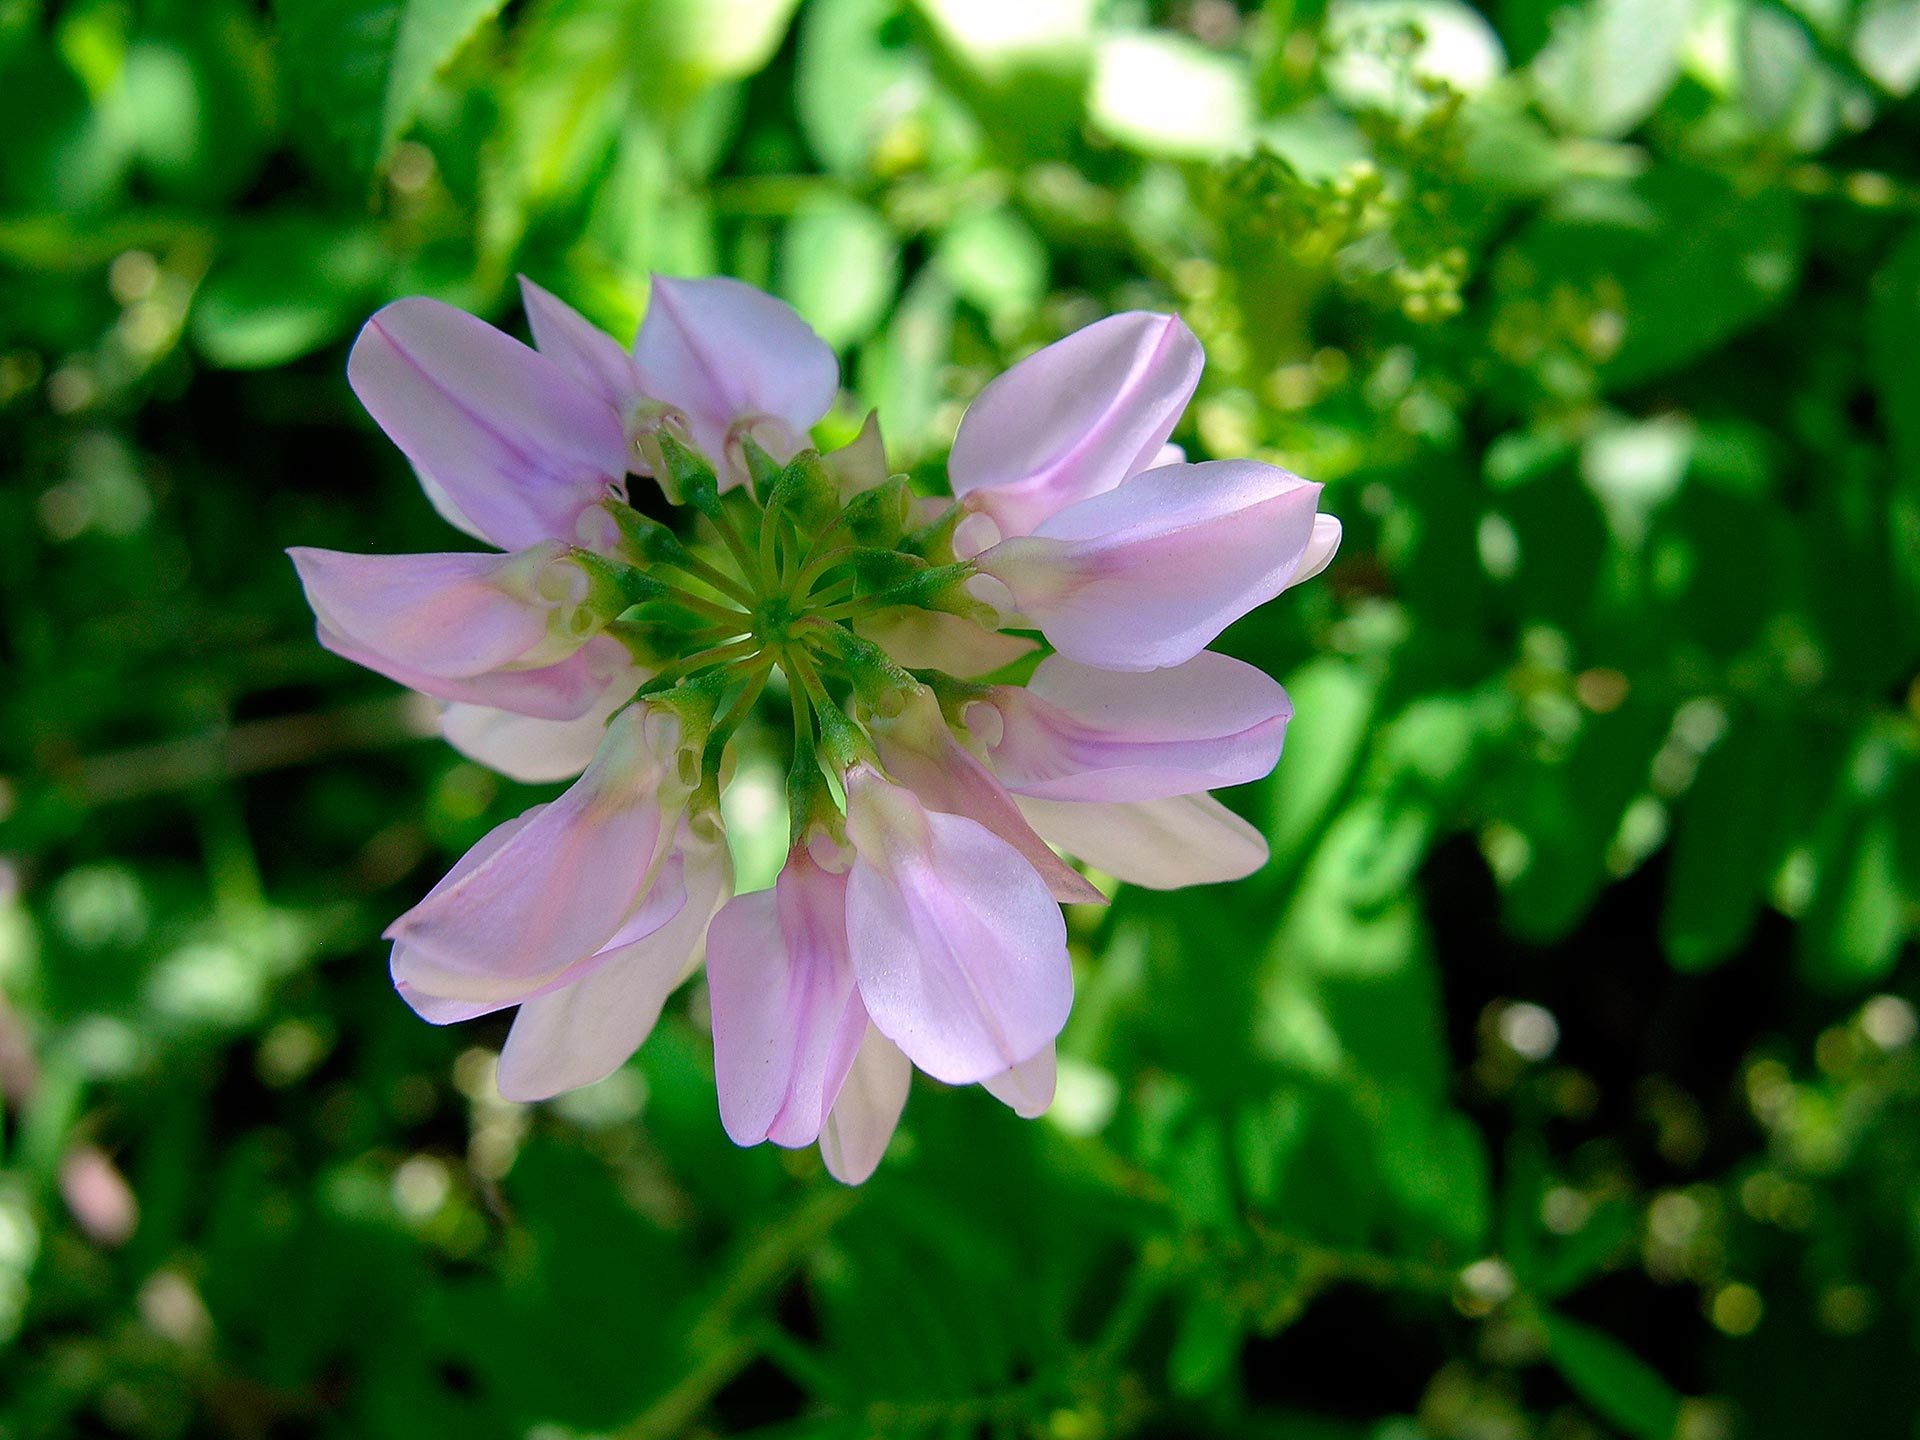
[
  {"left": 1531, "top": 0, "right": 1692, "bottom": 138},
  {"left": 780, "top": 198, "right": 900, "bottom": 348},
  {"left": 1854, "top": 0, "right": 1920, "bottom": 96},
  {"left": 1599, "top": 171, "right": 1802, "bottom": 388},
  {"left": 274, "top": 0, "right": 505, "bottom": 180},
  {"left": 1799, "top": 800, "right": 1907, "bottom": 990},
  {"left": 1660, "top": 710, "right": 1799, "bottom": 972},
  {"left": 1543, "top": 1312, "right": 1682, "bottom": 1440},
  {"left": 190, "top": 213, "right": 387, "bottom": 368},
  {"left": 1870, "top": 223, "right": 1920, "bottom": 608},
  {"left": 1089, "top": 30, "right": 1255, "bottom": 159},
  {"left": 795, "top": 0, "right": 922, "bottom": 174}
]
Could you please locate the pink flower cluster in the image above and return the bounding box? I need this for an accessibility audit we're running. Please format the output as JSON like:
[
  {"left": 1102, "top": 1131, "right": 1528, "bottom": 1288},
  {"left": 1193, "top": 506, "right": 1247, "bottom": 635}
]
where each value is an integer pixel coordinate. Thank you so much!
[{"left": 291, "top": 275, "right": 1338, "bottom": 1182}]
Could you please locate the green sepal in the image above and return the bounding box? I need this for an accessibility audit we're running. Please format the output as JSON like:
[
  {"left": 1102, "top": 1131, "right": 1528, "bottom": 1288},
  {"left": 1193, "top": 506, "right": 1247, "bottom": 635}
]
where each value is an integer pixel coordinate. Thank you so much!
[
  {"left": 568, "top": 549, "right": 672, "bottom": 608},
  {"left": 767, "top": 450, "right": 841, "bottom": 532},
  {"left": 807, "top": 623, "right": 917, "bottom": 711},
  {"left": 841, "top": 474, "right": 912, "bottom": 548},
  {"left": 739, "top": 435, "right": 783, "bottom": 501},
  {"left": 657, "top": 432, "right": 722, "bottom": 517},
  {"left": 603, "top": 499, "right": 697, "bottom": 570}
]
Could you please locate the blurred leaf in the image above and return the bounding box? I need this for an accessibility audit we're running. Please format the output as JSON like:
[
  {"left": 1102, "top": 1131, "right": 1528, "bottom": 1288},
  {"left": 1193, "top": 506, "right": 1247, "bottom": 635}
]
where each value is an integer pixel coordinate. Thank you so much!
[
  {"left": 1799, "top": 796, "right": 1906, "bottom": 989},
  {"left": 1531, "top": 0, "right": 1691, "bottom": 138},
  {"left": 1090, "top": 30, "right": 1255, "bottom": 160},
  {"left": 1170, "top": 1288, "right": 1245, "bottom": 1397},
  {"left": 935, "top": 209, "right": 1049, "bottom": 327},
  {"left": 274, "top": 0, "right": 505, "bottom": 180},
  {"left": 1543, "top": 1312, "right": 1683, "bottom": 1440},
  {"left": 1869, "top": 222, "right": 1920, "bottom": 606},
  {"left": 1660, "top": 710, "right": 1798, "bottom": 972},
  {"left": 191, "top": 214, "right": 387, "bottom": 368},
  {"left": 780, "top": 199, "right": 900, "bottom": 348},
  {"left": 1854, "top": 0, "right": 1920, "bottom": 95},
  {"left": 1598, "top": 170, "right": 1802, "bottom": 388},
  {"left": 1497, "top": 700, "right": 1666, "bottom": 943},
  {"left": 795, "top": 0, "right": 921, "bottom": 174}
]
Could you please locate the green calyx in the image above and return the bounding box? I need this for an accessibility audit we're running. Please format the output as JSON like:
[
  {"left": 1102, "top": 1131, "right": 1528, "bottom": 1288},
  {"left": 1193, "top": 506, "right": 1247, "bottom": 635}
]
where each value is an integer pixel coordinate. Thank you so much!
[{"left": 600, "top": 430, "right": 982, "bottom": 824}]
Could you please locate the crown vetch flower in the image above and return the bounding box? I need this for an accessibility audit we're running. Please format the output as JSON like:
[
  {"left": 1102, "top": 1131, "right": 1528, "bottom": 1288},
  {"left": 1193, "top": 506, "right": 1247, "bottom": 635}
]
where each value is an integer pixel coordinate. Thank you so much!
[{"left": 295, "top": 274, "right": 1340, "bottom": 1183}]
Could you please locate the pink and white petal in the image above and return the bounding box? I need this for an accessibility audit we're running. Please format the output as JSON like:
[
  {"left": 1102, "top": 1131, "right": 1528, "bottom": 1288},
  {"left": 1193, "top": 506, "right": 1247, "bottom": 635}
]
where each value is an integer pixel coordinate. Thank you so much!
[
  {"left": 317, "top": 625, "right": 624, "bottom": 720},
  {"left": 1295, "top": 512, "right": 1343, "bottom": 586},
  {"left": 437, "top": 646, "right": 638, "bottom": 780},
  {"left": 1015, "top": 792, "right": 1269, "bottom": 890},
  {"left": 981, "top": 1043, "right": 1056, "bottom": 1119},
  {"left": 868, "top": 689, "right": 1104, "bottom": 906},
  {"left": 519, "top": 276, "right": 644, "bottom": 418},
  {"left": 386, "top": 705, "right": 687, "bottom": 992},
  {"left": 348, "top": 298, "right": 628, "bottom": 550},
  {"left": 632, "top": 274, "right": 839, "bottom": 467},
  {"left": 951, "top": 312, "right": 1202, "bottom": 541},
  {"left": 845, "top": 768, "right": 1073, "bottom": 1085},
  {"left": 981, "top": 651, "right": 1291, "bottom": 803},
  {"left": 818, "top": 1026, "right": 912, "bottom": 1185},
  {"left": 494, "top": 827, "right": 732, "bottom": 1101},
  {"left": 289, "top": 546, "right": 559, "bottom": 680},
  {"left": 855, "top": 608, "right": 1036, "bottom": 679},
  {"left": 389, "top": 851, "right": 682, "bottom": 1023},
  {"left": 708, "top": 854, "right": 865, "bottom": 1149},
  {"left": 974, "top": 460, "right": 1324, "bottom": 671}
]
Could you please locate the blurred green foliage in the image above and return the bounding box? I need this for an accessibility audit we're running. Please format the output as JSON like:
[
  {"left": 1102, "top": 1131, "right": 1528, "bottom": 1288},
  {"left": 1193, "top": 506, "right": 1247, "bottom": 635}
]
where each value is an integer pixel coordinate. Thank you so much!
[{"left": 3, "top": 0, "right": 1920, "bottom": 1435}]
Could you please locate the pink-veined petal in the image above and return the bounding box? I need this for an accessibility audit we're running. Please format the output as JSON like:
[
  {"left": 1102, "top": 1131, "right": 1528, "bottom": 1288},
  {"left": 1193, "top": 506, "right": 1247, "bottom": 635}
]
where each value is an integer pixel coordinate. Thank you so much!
[
  {"left": 981, "top": 1043, "right": 1056, "bottom": 1119},
  {"left": 319, "top": 628, "right": 627, "bottom": 721},
  {"left": 868, "top": 688, "right": 1104, "bottom": 906},
  {"left": 392, "top": 858, "right": 687, "bottom": 1025},
  {"left": 951, "top": 312, "right": 1202, "bottom": 542},
  {"left": 289, "top": 545, "right": 572, "bottom": 681},
  {"left": 973, "top": 460, "right": 1324, "bottom": 671},
  {"left": 1015, "top": 792, "right": 1269, "bottom": 890},
  {"left": 844, "top": 766, "right": 1072, "bottom": 1086},
  {"left": 976, "top": 651, "right": 1291, "bottom": 803},
  {"left": 385, "top": 704, "right": 690, "bottom": 1000},
  {"left": 632, "top": 274, "right": 839, "bottom": 484},
  {"left": 437, "top": 652, "right": 641, "bottom": 782},
  {"left": 494, "top": 822, "right": 732, "bottom": 1101},
  {"left": 818, "top": 1026, "right": 911, "bottom": 1184},
  {"left": 708, "top": 848, "right": 867, "bottom": 1149},
  {"left": 348, "top": 298, "right": 629, "bottom": 550},
  {"left": 519, "top": 275, "right": 644, "bottom": 419}
]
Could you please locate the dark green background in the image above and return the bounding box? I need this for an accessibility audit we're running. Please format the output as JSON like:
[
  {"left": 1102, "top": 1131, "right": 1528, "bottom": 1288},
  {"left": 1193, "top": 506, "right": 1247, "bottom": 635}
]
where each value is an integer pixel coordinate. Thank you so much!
[{"left": 4, "top": 0, "right": 1920, "bottom": 1435}]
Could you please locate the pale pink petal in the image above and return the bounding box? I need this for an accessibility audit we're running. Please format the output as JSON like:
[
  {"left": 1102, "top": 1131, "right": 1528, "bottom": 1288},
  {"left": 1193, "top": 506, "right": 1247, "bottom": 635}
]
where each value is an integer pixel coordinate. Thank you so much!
[
  {"left": 1297, "top": 512, "right": 1343, "bottom": 585},
  {"left": 973, "top": 460, "right": 1324, "bottom": 671},
  {"left": 632, "top": 274, "right": 839, "bottom": 481},
  {"left": 519, "top": 275, "right": 644, "bottom": 418},
  {"left": 818, "top": 1026, "right": 911, "bottom": 1184},
  {"left": 951, "top": 312, "right": 1202, "bottom": 543},
  {"left": 495, "top": 824, "right": 733, "bottom": 1101},
  {"left": 844, "top": 766, "right": 1072, "bottom": 1085},
  {"left": 289, "top": 545, "right": 572, "bottom": 681},
  {"left": 708, "top": 849, "right": 867, "bottom": 1148},
  {"left": 976, "top": 651, "right": 1290, "bottom": 803},
  {"left": 980, "top": 1043, "right": 1056, "bottom": 1119},
  {"left": 1015, "top": 792, "right": 1269, "bottom": 890},
  {"left": 393, "top": 860, "right": 687, "bottom": 1025},
  {"left": 867, "top": 688, "right": 1104, "bottom": 906},
  {"left": 348, "top": 298, "right": 628, "bottom": 550},
  {"left": 320, "top": 628, "right": 628, "bottom": 720},
  {"left": 385, "top": 705, "right": 689, "bottom": 1002},
  {"left": 438, "top": 653, "right": 641, "bottom": 782},
  {"left": 855, "top": 609, "right": 1036, "bottom": 679}
]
